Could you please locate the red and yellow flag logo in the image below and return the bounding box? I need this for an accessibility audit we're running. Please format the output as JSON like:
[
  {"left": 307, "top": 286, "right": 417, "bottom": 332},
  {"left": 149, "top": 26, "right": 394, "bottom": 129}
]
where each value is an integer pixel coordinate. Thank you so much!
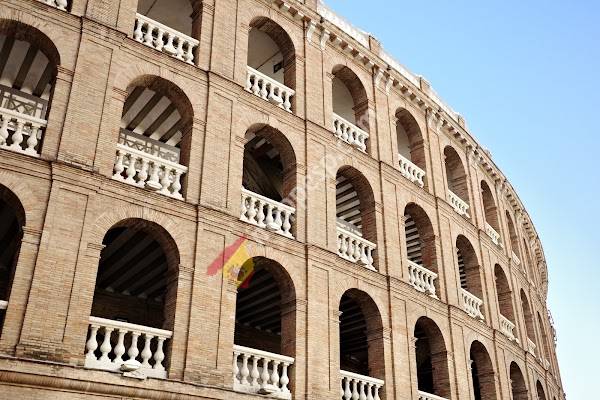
[{"left": 207, "top": 237, "right": 255, "bottom": 288}]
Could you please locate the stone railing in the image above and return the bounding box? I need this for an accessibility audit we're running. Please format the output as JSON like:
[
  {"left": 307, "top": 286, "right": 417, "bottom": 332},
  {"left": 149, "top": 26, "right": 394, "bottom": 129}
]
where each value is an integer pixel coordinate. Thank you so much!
[
  {"left": 407, "top": 260, "right": 437, "bottom": 298},
  {"left": 233, "top": 345, "right": 294, "bottom": 399},
  {"left": 40, "top": 0, "right": 69, "bottom": 10},
  {"left": 512, "top": 251, "right": 521, "bottom": 266},
  {"left": 398, "top": 153, "right": 425, "bottom": 188},
  {"left": 460, "top": 288, "right": 484, "bottom": 320},
  {"left": 245, "top": 67, "right": 295, "bottom": 112},
  {"left": 527, "top": 338, "right": 536, "bottom": 356},
  {"left": 418, "top": 390, "right": 449, "bottom": 400},
  {"left": 340, "top": 370, "right": 384, "bottom": 400},
  {"left": 84, "top": 316, "right": 172, "bottom": 379},
  {"left": 499, "top": 314, "right": 516, "bottom": 341},
  {"left": 133, "top": 14, "right": 199, "bottom": 64},
  {"left": 332, "top": 113, "right": 368, "bottom": 153},
  {"left": 336, "top": 224, "right": 376, "bottom": 270},
  {"left": 118, "top": 129, "right": 180, "bottom": 163},
  {"left": 113, "top": 143, "right": 187, "bottom": 199},
  {"left": 240, "top": 188, "right": 295, "bottom": 238},
  {"left": 447, "top": 190, "right": 470, "bottom": 217},
  {"left": 0, "top": 106, "right": 47, "bottom": 157},
  {"left": 485, "top": 222, "right": 502, "bottom": 246}
]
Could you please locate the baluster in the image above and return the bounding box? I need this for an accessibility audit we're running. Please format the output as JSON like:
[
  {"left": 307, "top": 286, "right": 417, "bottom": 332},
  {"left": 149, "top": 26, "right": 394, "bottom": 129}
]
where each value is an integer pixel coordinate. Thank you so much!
[
  {"left": 137, "top": 158, "right": 150, "bottom": 187},
  {"left": 265, "top": 203, "right": 275, "bottom": 229},
  {"left": 147, "top": 162, "right": 162, "bottom": 189},
  {"left": 280, "top": 362, "right": 290, "bottom": 393},
  {"left": 56, "top": 0, "right": 68, "bottom": 10},
  {"left": 260, "top": 80, "right": 269, "bottom": 100},
  {"left": 283, "top": 92, "right": 292, "bottom": 112},
  {"left": 124, "top": 154, "right": 138, "bottom": 184},
  {"left": 351, "top": 379, "right": 359, "bottom": 400},
  {"left": 159, "top": 167, "right": 172, "bottom": 195},
  {"left": 373, "top": 384, "right": 381, "bottom": 400},
  {"left": 184, "top": 42, "right": 195, "bottom": 64},
  {"left": 240, "top": 195, "right": 250, "bottom": 221},
  {"left": 270, "top": 360, "right": 280, "bottom": 390},
  {"left": 24, "top": 124, "right": 39, "bottom": 155},
  {"left": 9, "top": 120, "right": 24, "bottom": 151},
  {"left": 175, "top": 38, "right": 185, "bottom": 60},
  {"left": 0, "top": 116, "right": 9, "bottom": 146},
  {"left": 245, "top": 72, "right": 253, "bottom": 92},
  {"left": 250, "top": 355, "right": 260, "bottom": 388},
  {"left": 359, "top": 380, "right": 367, "bottom": 400},
  {"left": 140, "top": 334, "right": 153, "bottom": 369},
  {"left": 353, "top": 239, "right": 362, "bottom": 262},
  {"left": 98, "top": 327, "right": 114, "bottom": 363},
  {"left": 164, "top": 33, "right": 177, "bottom": 55},
  {"left": 256, "top": 199, "right": 266, "bottom": 227},
  {"left": 155, "top": 28, "right": 165, "bottom": 51},
  {"left": 343, "top": 376, "right": 352, "bottom": 400},
  {"left": 341, "top": 124, "right": 349, "bottom": 142},
  {"left": 113, "top": 329, "right": 127, "bottom": 365},
  {"left": 272, "top": 209, "right": 283, "bottom": 233},
  {"left": 260, "top": 357, "right": 271, "bottom": 390},
  {"left": 85, "top": 325, "right": 99, "bottom": 362},
  {"left": 143, "top": 22, "right": 155, "bottom": 46},
  {"left": 134, "top": 18, "right": 144, "bottom": 42},
  {"left": 366, "top": 382, "right": 374, "bottom": 400},
  {"left": 282, "top": 210, "right": 292, "bottom": 237},
  {"left": 233, "top": 351, "right": 240, "bottom": 384},
  {"left": 247, "top": 197, "right": 258, "bottom": 224},
  {"left": 252, "top": 74, "right": 261, "bottom": 95},
  {"left": 153, "top": 337, "right": 166, "bottom": 371},
  {"left": 359, "top": 242, "right": 370, "bottom": 265},
  {"left": 128, "top": 332, "right": 140, "bottom": 363},
  {"left": 113, "top": 150, "right": 125, "bottom": 180},
  {"left": 240, "top": 353, "right": 250, "bottom": 385},
  {"left": 366, "top": 247, "right": 374, "bottom": 268},
  {"left": 171, "top": 170, "right": 183, "bottom": 199}
]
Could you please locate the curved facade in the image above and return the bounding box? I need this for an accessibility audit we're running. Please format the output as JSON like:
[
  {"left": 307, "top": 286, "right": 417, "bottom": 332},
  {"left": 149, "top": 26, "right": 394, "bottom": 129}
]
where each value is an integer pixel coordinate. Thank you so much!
[{"left": 0, "top": 0, "right": 563, "bottom": 399}]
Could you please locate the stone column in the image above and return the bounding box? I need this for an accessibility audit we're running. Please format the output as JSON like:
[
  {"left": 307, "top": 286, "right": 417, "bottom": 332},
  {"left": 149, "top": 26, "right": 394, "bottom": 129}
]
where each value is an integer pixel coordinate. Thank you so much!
[{"left": 41, "top": 67, "right": 73, "bottom": 161}]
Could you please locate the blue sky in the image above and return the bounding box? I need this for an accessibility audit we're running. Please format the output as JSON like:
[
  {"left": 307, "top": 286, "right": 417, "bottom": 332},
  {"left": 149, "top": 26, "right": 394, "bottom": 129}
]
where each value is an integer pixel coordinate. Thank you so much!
[{"left": 323, "top": 0, "right": 599, "bottom": 398}]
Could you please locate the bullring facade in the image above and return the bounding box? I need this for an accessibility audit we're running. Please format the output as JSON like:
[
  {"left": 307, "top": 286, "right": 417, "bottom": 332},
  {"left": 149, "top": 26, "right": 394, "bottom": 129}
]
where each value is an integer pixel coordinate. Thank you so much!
[{"left": 0, "top": 0, "right": 563, "bottom": 399}]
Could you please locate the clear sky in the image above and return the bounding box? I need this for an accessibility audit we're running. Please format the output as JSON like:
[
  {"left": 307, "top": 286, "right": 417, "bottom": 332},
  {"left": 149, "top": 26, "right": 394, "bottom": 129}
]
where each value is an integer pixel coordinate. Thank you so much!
[{"left": 323, "top": 0, "right": 599, "bottom": 398}]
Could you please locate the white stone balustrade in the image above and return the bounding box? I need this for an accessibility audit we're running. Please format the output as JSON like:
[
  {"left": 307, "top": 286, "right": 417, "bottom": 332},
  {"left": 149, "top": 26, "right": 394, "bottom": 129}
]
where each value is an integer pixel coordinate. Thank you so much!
[
  {"left": 485, "top": 222, "right": 502, "bottom": 246},
  {"left": 447, "top": 190, "right": 470, "bottom": 217},
  {"left": 398, "top": 153, "right": 426, "bottom": 188},
  {"left": 240, "top": 188, "right": 295, "bottom": 238},
  {"left": 527, "top": 338, "right": 536, "bottom": 356},
  {"left": 407, "top": 260, "right": 438, "bottom": 298},
  {"left": 0, "top": 300, "right": 7, "bottom": 310},
  {"left": 499, "top": 314, "right": 516, "bottom": 341},
  {"left": 340, "top": 370, "right": 384, "bottom": 400},
  {"left": 336, "top": 224, "right": 376, "bottom": 270},
  {"left": 84, "top": 316, "right": 172, "bottom": 379},
  {"left": 134, "top": 14, "right": 199, "bottom": 64},
  {"left": 332, "top": 113, "right": 369, "bottom": 152},
  {"left": 40, "top": 0, "right": 68, "bottom": 10},
  {"left": 0, "top": 107, "right": 47, "bottom": 157},
  {"left": 113, "top": 143, "right": 187, "bottom": 199},
  {"left": 460, "top": 288, "right": 484, "bottom": 320},
  {"left": 418, "top": 390, "right": 449, "bottom": 400},
  {"left": 233, "top": 345, "right": 294, "bottom": 399},
  {"left": 245, "top": 67, "right": 295, "bottom": 112}
]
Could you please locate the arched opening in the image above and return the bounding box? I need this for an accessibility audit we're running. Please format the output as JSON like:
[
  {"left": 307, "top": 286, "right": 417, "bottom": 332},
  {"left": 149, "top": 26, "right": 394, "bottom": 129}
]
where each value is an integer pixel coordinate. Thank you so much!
[
  {"left": 246, "top": 17, "right": 296, "bottom": 112},
  {"left": 331, "top": 66, "right": 369, "bottom": 152},
  {"left": 481, "top": 181, "right": 501, "bottom": 245},
  {"left": 456, "top": 235, "right": 484, "bottom": 320},
  {"left": 414, "top": 317, "right": 451, "bottom": 399},
  {"left": 339, "top": 289, "right": 385, "bottom": 398},
  {"left": 444, "top": 147, "right": 469, "bottom": 216},
  {"left": 0, "top": 185, "right": 25, "bottom": 332},
  {"left": 336, "top": 167, "right": 377, "bottom": 270},
  {"left": 520, "top": 290, "right": 537, "bottom": 356},
  {"left": 113, "top": 76, "right": 193, "bottom": 199},
  {"left": 134, "top": 0, "right": 199, "bottom": 64},
  {"left": 495, "top": 264, "right": 516, "bottom": 340},
  {"left": 510, "top": 362, "right": 528, "bottom": 400},
  {"left": 536, "top": 381, "right": 547, "bottom": 400},
  {"left": 522, "top": 238, "right": 533, "bottom": 278},
  {"left": 85, "top": 219, "right": 179, "bottom": 378},
  {"left": 396, "top": 109, "right": 426, "bottom": 187},
  {"left": 240, "top": 125, "right": 297, "bottom": 238},
  {"left": 537, "top": 312, "right": 551, "bottom": 363},
  {"left": 404, "top": 203, "right": 438, "bottom": 297},
  {"left": 506, "top": 212, "right": 521, "bottom": 262},
  {"left": 233, "top": 257, "right": 296, "bottom": 397},
  {"left": 469, "top": 341, "right": 497, "bottom": 400},
  {"left": 0, "top": 20, "right": 60, "bottom": 157}
]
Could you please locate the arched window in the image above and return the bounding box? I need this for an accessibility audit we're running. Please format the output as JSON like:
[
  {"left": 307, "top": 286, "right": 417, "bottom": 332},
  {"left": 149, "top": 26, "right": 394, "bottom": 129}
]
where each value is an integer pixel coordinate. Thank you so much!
[
  {"left": 0, "top": 20, "right": 60, "bottom": 157},
  {"left": 522, "top": 238, "right": 533, "bottom": 279},
  {"left": 456, "top": 235, "right": 484, "bottom": 320},
  {"left": 495, "top": 265, "right": 516, "bottom": 341},
  {"left": 481, "top": 181, "right": 501, "bottom": 246},
  {"left": 233, "top": 257, "right": 296, "bottom": 398},
  {"left": 240, "top": 125, "right": 297, "bottom": 238},
  {"left": 537, "top": 312, "right": 551, "bottom": 364},
  {"left": 469, "top": 341, "right": 497, "bottom": 400},
  {"left": 84, "top": 219, "right": 180, "bottom": 379},
  {"left": 510, "top": 362, "right": 528, "bottom": 400},
  {"left": 404, "top": 204, "right": 438, "bottom": 297},
  {"left": 134, "top": 0, "right": 199, "bottom": 64},
  {"left": 335, "top": 167, "right": 377, "bottom": 270},
  {"left": 520, "top": 290, "right": 537, "bottom": 356},
  {"left": 444, "top": 147, "right": 470, "bottom": 217},
  {"left": 246, "top": 18, "right": 296, "bottom": 112},
  {"left": 113, "top": 76, "right": 193, "bottom": 200},
  {"left": 414, "top": 317, "right": 451, "bottom": 400},
  {"left": 331, "top": 66, "right": 369, "bottom": 152},
  {"left": 506, "top": 212, "right": 521, "bottom": 263},
  {"left": 396, "top": 109, "right": 426, "bottom": 187},
  {"left": 536, "top": 381, "right": 547, "bottom": 400},
  {"left": 339, "top": 289, "right": 385, "bottom": 399},
  {"left": 0, "top": 185, "right": 25, "bottom": 333}
]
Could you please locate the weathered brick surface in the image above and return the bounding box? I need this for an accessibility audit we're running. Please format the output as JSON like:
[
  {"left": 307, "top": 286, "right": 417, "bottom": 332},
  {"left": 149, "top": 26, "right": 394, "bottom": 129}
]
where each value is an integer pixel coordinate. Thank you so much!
[{"left": 0, "top": 0, "right": 563, "bottom": 399}]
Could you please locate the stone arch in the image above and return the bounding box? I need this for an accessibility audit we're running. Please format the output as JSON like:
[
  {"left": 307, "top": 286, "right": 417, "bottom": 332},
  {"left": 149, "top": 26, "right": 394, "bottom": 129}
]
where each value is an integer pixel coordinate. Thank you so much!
[
  {"left": 456, "top": 235, "right": 483, "bottom": 299},
  {"left": 536, "top": 381, "right": 547, "bottom": 400},
  {"left": 506, "top": 211, "right": 520, "bottom": 260},
  {"left": 520, "top": 289, "right": 536, "bottom": 350},
  {"left": 414, "top": 316, "right": 451, "bottom": 399},
  {"left": 332, "top": 64, "right": 370, "bottom": 131},
  {"left": 481, "top": 180, "right": 500, "bottom": 233},
  {"left": 494, "top": 264, "right": 515, "bottom": 323},
  {"left": 0, "top": 171, "right": 40, "bottom": 226},
  {"left": 404, "top": 202, "right": 439, "bottom": 296},
  {"left": 509, "top": 362, "right": 528, "bottom": 400},
  {"left": 395, "top": 108, "right": 426, "bottom": 172},
  {"left": 339, "top": 288, "right": 385, "bottom": 381},
  {"left": 537, "top": 312, "right": 551, "bottom": 362},
  {"left": 444, "top": 146, "right": 469, "bottom": 205},
  {"left": 469, "top": 340, "right": 497, "bottom": 400}
]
